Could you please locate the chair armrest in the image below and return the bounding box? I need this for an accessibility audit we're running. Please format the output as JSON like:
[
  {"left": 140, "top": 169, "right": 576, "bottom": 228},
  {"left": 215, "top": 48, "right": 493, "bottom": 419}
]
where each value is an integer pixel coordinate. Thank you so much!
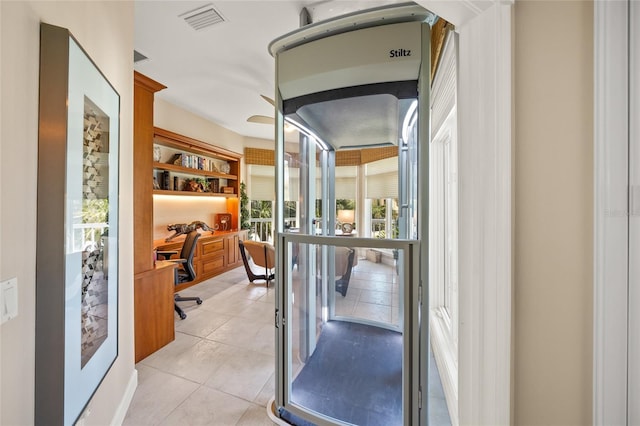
[
  {"left": 164, "top": 258, "right": 187, "bottom": 265},
  {"left": 157, "top": 250, "right": 178, "bottom": 260}
]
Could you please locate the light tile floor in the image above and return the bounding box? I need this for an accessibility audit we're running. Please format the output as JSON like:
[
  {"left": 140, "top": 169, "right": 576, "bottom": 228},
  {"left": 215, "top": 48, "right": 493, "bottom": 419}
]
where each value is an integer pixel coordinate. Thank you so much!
[
  {"left": 124, "top": 261, "right": 451, "bottom": 425},
  {"left": 124, "top": 267, "right": 275, "bottom": 426}
]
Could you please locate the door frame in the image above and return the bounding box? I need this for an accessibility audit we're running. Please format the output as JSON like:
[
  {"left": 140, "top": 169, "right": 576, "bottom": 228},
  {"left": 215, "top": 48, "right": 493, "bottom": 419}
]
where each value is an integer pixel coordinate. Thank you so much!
[
  {"left": 419, "top": 1, "right": 513, "bottom": 425},
  {"left": 593, "top": 1, "right": 636, "bottom": 424}
]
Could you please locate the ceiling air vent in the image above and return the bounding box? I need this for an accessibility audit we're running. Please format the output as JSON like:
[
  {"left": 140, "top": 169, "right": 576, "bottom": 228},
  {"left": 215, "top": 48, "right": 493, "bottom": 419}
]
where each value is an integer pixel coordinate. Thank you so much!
[
  {"left": 180, "top": 3, "right": 225, "bottom": 31},
  {"left": 133, "top": 50, "right": 149, "bottom": 63}
]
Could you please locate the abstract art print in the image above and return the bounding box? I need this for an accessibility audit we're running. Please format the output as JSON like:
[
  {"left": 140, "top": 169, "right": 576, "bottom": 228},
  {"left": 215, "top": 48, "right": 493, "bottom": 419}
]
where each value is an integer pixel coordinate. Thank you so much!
[{"left": 36, "top": 23, "right": 119, "bottom": 426}]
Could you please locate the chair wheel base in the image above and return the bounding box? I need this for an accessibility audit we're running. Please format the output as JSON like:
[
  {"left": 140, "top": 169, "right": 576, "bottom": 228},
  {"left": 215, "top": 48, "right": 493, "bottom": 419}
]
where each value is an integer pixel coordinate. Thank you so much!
[
  {"left": 179, "top": 312, "right": 187, "bottom": 320},
  {"left": 196, "top": 299, "right": 203, "bottom": 305}
]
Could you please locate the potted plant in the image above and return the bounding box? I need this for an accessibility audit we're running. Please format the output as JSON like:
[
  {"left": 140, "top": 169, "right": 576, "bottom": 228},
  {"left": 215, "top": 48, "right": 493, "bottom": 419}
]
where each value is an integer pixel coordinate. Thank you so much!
[{"left": 240, "top": 182, "right": 251, "bottom": 234}]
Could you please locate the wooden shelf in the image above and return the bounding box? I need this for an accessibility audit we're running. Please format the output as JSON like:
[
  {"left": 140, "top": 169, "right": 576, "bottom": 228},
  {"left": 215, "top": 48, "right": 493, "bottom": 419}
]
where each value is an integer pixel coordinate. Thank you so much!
[
  {"left": 153, "top": 162, "right": 238, "bottom": 180},
  {"left": 152, "top": 189, "right": 237, "bottom": 198},
  {"left": 154, "top": 127, "right": 241, "bottom": 162},
  {"left": 153, "top": 127, "right": 242, "bottom": 208}
]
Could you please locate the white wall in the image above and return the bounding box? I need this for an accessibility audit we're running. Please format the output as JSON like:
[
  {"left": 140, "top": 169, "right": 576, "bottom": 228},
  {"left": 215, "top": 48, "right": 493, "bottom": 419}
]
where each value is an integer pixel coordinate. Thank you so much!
[
  {"left": 514, "top": 1, "right": 593, "bottom": 424},
  {"left": 0, "top": 2, "right": 135, "bottom": 425},
  {"left": 153, "top": 196, "right": 229, "bottom": 240},
  {"left": 243, "top": 135, "right": 276, "bottom": 150},
  {"left": 154, "top": 98, "right": 245, "bottom": 153}
]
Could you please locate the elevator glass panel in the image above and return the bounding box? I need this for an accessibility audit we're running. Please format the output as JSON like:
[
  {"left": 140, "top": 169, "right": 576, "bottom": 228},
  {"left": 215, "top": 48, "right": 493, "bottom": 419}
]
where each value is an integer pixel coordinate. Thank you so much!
[
  {"left": 279, "top": 235, "right": 418, "bottom": 426},
  {"left": 276, "top": 88, "right": 422, "bottom": 425}
]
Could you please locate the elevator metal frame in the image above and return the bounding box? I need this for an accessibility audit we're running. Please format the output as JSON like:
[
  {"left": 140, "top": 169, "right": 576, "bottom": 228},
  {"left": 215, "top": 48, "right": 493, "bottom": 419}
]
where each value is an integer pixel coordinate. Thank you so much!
[{"left": 271, "top": 4, "right": 433, "bottom": 424}]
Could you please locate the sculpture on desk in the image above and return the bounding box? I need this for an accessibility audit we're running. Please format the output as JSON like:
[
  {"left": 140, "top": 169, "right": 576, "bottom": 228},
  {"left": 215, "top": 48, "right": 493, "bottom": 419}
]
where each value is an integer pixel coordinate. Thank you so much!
[{"left": 165, "top": 221, "right": 217, "bottom": 242}]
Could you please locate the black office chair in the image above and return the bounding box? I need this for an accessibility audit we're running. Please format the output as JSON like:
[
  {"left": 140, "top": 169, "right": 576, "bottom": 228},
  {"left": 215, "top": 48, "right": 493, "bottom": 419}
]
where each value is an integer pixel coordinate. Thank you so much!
[{"left": 156, "top": 230, "right": 202, "bottom": 319}]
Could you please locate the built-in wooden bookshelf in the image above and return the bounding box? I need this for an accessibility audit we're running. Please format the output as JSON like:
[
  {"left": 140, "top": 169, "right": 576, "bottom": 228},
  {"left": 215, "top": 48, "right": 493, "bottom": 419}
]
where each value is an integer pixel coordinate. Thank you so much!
[
  {"left": 133, "top": 72, "right": 245, "bottom": 361},
  {"left": 152, "top": 127, "right": 241, "bottom": 199}
]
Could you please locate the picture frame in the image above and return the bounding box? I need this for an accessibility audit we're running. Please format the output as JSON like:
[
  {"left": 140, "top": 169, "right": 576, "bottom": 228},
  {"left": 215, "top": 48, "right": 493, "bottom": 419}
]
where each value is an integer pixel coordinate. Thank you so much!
[
  {"left": 216, "top": 213, "right": 233, "bottom": 231},
  {"left": 35, "top": 23, "right": 120, "bottom": 425}
]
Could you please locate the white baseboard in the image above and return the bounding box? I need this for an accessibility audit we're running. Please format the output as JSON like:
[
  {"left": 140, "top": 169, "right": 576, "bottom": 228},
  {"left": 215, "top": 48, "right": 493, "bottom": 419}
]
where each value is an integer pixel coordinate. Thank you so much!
[{"left": 110, "top": 368, "right": 138, "bottom": 426}]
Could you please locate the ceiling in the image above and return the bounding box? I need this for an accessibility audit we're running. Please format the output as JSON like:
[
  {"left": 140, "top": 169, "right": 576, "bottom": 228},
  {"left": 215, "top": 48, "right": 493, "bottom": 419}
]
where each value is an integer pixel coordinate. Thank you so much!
[{"left": 133, "top": 0, "right": 425, "bottom": 142}]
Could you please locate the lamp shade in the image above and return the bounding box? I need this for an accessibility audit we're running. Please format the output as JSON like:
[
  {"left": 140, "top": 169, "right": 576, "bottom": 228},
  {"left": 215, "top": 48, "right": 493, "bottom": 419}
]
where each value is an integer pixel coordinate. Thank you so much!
[{"left": 337, "top": 209, "right": 355, "bottom": 224}]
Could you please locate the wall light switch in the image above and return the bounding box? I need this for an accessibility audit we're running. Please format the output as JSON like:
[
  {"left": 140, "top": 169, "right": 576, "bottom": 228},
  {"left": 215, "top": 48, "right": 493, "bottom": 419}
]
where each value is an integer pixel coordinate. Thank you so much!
[{"left": 1, "top": 277, "right": 18, "bottom": 324}]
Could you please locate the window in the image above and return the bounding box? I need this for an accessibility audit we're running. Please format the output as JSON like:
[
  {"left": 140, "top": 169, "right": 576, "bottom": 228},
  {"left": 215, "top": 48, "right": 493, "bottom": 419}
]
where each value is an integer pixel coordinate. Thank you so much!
[{"left": 428, "top": 29, "right": 459, "bottom": 416}]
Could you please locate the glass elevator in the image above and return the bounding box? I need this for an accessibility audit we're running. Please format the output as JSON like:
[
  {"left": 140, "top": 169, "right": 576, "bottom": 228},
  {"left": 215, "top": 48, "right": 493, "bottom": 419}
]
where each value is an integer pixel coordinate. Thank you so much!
[{"left": 270, "top": 4, "right": 435, "bottom": 425}]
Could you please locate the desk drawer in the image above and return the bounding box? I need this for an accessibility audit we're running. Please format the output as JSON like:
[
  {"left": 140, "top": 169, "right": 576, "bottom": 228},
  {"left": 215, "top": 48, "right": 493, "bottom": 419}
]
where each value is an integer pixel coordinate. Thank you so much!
[
  {"left": 202, "top": 257, "right": 225, "bottom": 275},
  {"left": 201, "top": 239, "right": 224, "bottom": 257}
]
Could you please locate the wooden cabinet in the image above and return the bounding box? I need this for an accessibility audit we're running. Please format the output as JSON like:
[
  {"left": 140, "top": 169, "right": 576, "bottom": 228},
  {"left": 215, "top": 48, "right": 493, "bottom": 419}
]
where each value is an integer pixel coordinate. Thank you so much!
[
  {"left": 155, "top": 230, "right": 248, "bottom": 292},
  {"left": 200, "top": 237, "right": 225, "bottom": 277},
  {"left": 225, "top": 233, "right": 240, "bottom": 266},
  {"left": 134, "top": 72, "right": 176, "bottom": 362},
  {"left": 134, "top": 262, "right": 176, "bottom": 362},
  {"left": 133, "top": 72, "right": 166, "bottom": 274}
]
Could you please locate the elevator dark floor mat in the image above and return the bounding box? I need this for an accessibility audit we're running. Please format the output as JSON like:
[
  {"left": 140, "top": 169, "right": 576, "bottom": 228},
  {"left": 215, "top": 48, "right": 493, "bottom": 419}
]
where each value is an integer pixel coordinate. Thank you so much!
[{"left": 287, "top": 320, "right": 402, "bottom": 426}]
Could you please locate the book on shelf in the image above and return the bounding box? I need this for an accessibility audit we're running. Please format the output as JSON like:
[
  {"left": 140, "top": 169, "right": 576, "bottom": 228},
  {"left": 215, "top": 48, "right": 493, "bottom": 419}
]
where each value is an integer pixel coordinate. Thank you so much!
[
  {"left": 170, "top": 152, "right": 217, "bottom": 172},
  {"left": 208, "top": 178, "right": 220, "bottom": 193},
  {"left": 162, "top": 171, "right": 170, "bottom": 190}
]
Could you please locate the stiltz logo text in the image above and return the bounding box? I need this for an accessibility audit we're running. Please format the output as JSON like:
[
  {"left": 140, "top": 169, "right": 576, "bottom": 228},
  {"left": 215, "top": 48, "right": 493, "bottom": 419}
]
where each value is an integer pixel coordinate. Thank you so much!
[{"left": 389, "top": 49, "right": 411, "bottom": 58}]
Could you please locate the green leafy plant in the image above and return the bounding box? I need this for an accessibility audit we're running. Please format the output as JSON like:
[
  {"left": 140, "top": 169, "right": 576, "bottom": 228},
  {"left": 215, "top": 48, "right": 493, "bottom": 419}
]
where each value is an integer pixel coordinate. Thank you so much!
[
  {"left": 240, "top": 182, "right": 251, "bottom": 230},
  {"left": 196, "top": 177, "right": 210, "bottom": 192},
  {"left": 251, "top": 200, "right": 272, "bottom": 218},
  {"left": 82, "top": 199, "right": 109, "bottom": 241}
]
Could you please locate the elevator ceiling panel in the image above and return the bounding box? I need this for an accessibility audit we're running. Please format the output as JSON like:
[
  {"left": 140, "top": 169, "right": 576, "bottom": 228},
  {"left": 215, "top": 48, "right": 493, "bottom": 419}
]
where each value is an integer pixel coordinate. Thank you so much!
[
  {"left": 296, "top": 94, "right": 399, "bottom": 150},
  {"left": 277, "top": 21, "right": 422, "bottom": 101}
]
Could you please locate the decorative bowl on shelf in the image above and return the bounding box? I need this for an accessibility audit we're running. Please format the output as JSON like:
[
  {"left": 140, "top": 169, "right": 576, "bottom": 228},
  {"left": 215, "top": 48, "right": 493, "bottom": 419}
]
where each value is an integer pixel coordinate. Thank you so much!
[
  {"left": 219, "top": 162, "right": 230, "bottom": 174},
  {"left": 341, "top": 222, "right": 354, "bottom": 234}
]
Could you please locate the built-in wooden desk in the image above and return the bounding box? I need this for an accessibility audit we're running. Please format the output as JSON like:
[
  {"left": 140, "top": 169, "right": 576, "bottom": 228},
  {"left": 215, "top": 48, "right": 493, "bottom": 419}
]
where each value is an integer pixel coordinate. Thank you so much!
[
  {"left": 133, "top": 230, "right": 247, "bottom": 362},
  {"left": 134, "top": 261, "right": 177, "bottom": 362},
  {"left": 153, "top": 229, "right": 248, "bottom": 292}
]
